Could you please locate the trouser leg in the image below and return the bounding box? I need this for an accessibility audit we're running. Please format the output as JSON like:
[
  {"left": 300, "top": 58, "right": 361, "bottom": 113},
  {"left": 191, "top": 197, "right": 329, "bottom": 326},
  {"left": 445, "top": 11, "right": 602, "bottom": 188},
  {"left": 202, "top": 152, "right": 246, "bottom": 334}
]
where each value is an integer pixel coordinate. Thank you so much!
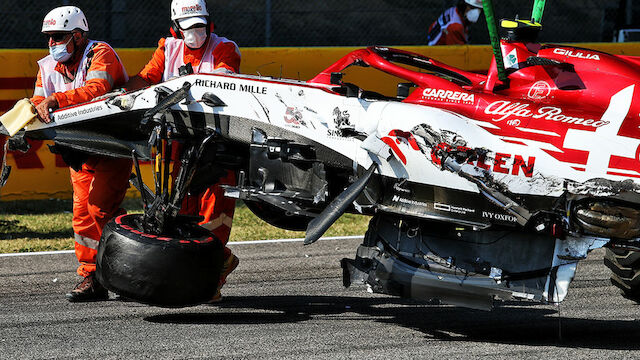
[{"left": 71, "top": 157, "right": 132, "bottom": 277}]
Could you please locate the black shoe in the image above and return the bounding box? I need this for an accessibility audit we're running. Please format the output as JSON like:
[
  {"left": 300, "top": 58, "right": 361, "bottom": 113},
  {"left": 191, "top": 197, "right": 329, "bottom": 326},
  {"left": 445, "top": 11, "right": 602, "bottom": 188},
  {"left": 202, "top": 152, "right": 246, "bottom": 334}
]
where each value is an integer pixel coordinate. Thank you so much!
[{"left": 65, "top": 273, "right": 109, "bottom": 302}]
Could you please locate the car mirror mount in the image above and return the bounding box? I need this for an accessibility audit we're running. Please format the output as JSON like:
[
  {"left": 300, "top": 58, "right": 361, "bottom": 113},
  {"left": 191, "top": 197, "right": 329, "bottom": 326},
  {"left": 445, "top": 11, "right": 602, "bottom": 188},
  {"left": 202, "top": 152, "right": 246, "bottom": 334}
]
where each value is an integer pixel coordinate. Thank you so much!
[
  {"left": 330, "top": 72, "right": 344, "bottom": 85},
  {"left": 397, "top": 83, "right": 416, "bottom": 99}
]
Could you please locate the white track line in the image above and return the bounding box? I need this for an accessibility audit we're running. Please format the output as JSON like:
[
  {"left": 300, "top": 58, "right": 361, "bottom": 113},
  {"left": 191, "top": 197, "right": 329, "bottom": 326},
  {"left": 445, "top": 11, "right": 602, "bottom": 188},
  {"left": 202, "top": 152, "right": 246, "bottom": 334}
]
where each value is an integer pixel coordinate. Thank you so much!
[
  {"left": 0, "top": 235, "right": 364, "bottom": 257},
  {"left": 0, "top": 250, "right": 76, "bottom": 257}
]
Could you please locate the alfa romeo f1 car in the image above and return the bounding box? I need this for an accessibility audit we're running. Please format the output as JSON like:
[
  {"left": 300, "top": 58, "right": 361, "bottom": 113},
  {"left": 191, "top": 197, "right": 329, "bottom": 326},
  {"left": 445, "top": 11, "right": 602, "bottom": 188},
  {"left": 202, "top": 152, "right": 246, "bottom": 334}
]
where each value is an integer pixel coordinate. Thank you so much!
[{"left": 3, "top": 15, "right": 640, "bottom": 309}]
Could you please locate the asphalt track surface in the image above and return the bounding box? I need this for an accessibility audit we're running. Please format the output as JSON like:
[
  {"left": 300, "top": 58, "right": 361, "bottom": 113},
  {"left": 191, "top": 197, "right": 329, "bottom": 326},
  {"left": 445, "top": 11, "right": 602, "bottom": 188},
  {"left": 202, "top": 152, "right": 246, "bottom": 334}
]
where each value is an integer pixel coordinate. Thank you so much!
[{"left": 1, "top": 238, "right": 640, "bottom": 359}]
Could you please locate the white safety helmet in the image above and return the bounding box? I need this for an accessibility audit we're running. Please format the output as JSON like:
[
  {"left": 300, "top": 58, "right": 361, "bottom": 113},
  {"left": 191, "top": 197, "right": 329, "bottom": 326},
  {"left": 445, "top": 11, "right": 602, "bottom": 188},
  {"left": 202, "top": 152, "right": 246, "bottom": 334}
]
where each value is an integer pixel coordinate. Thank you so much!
[
  {"left": 42, "top": 6, "right": 89, "bottom": 33},
  {"left": 465, "top": 0, "right": 483, "bottom": 8},
  {"left": 171, "top": 0, "right": 209, "bottom": 29}
]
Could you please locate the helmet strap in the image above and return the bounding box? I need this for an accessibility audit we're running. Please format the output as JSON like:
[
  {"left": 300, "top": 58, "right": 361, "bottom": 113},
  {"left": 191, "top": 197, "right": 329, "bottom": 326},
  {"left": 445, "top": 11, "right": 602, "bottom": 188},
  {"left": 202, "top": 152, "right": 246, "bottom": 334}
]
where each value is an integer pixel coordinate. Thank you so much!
[{"left": 170, "top": 21, "right": 182, "bottom": 39}]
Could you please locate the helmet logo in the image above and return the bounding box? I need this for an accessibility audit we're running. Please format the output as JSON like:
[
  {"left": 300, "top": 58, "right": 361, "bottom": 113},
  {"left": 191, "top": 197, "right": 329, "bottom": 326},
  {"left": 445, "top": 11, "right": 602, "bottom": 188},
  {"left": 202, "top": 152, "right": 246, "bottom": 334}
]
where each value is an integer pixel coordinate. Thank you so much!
[
  {"left": 181, "top": 4, "right": 202, "bottom": 15},
  {"left": 41, "top": 6, "right": 89, "bottom": 33}
]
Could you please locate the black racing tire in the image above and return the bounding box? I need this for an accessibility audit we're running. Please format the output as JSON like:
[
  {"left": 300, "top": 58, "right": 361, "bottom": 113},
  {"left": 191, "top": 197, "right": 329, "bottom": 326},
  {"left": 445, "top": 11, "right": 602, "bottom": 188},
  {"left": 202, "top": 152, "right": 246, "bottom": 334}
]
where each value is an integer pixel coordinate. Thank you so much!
[
  {"left": 96, "top": 214, "right": 223, "bottom": 307},
  {"left": 604, "top": 248, "right": 640, "bottom": 303},
  {"left": 244, "top": 200, "right": 313, "bottom": 231}
]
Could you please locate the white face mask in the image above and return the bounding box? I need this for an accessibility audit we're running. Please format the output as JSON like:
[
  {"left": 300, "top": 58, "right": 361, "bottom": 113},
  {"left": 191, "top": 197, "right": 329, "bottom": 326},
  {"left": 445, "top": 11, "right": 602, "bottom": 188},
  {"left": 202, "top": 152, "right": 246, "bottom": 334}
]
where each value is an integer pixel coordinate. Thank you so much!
[
  {"left": 49, "top": 36, "right": 73, "bottom": 63},
  {"left": 182, "top": 27, "right": 208, "bottom": 49},
  {"left": 466, "top": 8, "right": 481, "bottom": 23}
]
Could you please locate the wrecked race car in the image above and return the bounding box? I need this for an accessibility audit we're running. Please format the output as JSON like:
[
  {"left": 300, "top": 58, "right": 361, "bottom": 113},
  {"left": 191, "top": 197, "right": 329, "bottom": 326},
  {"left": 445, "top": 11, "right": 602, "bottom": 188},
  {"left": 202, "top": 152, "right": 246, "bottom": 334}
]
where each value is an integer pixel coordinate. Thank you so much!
[{"left": 4, "top": 27, "right": 640, "bottom": 308}]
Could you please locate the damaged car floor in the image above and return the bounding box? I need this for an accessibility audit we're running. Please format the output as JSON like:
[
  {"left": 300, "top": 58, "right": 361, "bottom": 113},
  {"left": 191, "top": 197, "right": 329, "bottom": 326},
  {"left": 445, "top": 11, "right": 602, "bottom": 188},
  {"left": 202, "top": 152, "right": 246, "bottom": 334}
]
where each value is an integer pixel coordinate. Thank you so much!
[{"left": 1, "top": 237, "right": 639, "bottom": 359}]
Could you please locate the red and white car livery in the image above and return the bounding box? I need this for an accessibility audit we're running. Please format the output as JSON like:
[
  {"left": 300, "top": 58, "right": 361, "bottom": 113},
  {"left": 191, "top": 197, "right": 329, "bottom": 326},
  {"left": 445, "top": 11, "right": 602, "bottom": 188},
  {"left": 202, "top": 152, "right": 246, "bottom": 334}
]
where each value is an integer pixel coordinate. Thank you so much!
[{"left": 10, "top": 43, "right": 640, "bottom": 309}]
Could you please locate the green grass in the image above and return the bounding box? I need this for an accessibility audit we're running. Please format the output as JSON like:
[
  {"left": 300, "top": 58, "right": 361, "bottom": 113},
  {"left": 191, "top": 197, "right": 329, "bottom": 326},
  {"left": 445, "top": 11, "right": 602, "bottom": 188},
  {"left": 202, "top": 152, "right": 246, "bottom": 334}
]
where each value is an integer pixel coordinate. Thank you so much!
[{"left": 0, "top": 198, "right": 371, "bottom": 253}]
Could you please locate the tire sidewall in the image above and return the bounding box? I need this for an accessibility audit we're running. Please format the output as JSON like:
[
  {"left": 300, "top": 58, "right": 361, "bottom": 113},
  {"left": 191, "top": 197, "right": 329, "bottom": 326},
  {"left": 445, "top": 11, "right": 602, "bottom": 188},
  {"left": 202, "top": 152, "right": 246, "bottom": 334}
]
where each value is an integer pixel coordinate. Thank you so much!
[{"left": 97, "top": 214, "right": 224, "bottom": 307}]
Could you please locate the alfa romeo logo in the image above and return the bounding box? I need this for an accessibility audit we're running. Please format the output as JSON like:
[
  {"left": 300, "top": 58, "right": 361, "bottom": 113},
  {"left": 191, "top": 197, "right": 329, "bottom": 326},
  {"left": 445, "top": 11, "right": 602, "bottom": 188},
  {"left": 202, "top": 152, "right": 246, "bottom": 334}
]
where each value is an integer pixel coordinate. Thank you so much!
[{"left": 528, "top": 81, "right": 551, "bottom": 100}]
